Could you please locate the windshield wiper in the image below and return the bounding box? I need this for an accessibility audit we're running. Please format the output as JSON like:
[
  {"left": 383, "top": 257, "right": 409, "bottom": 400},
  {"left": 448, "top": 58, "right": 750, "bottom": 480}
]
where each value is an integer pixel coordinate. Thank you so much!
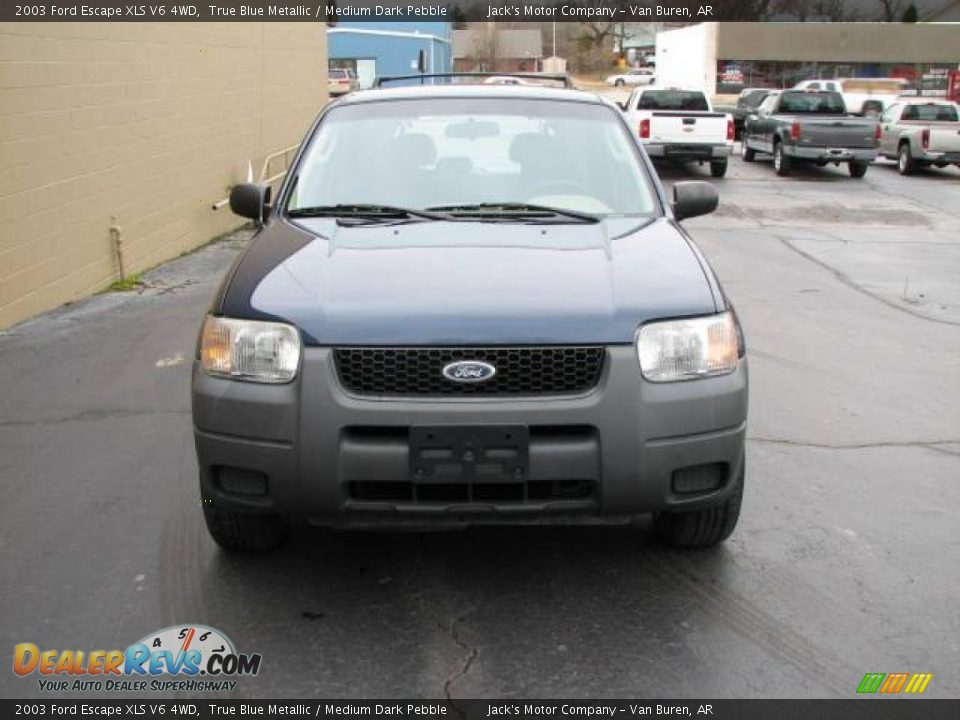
[
  {"left": 426, "top": 202, "right": 599, "bottom": 224},
  {"left": 287, "top": 204, "right": 447, "bottom": 222}
]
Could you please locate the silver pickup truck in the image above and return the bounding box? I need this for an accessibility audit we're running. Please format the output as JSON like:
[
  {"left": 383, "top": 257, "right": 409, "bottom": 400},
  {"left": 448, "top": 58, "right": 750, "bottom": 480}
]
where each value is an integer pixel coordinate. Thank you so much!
[
  {"left": 742, "top": 90, "right": 879, "bottom": 178},
  {"left": 878, "top": 100, "right": 960, "bottom": 175}
]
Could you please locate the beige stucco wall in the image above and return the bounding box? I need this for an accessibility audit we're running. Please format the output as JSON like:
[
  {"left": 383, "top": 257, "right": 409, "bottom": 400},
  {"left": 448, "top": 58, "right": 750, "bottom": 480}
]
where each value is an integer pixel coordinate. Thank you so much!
[
  {"left": 717, "top": 22, "right": 960, "bottom": 64},
  {"left": 0, "top": 22, "right": 328, "bottom": 329}
]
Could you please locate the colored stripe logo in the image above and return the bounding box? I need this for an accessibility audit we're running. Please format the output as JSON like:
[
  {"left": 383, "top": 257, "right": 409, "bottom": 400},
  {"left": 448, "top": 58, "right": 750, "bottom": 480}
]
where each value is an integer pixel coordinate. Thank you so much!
[{"left": 857, "top": 672, "right": 932, "bottom": 694}]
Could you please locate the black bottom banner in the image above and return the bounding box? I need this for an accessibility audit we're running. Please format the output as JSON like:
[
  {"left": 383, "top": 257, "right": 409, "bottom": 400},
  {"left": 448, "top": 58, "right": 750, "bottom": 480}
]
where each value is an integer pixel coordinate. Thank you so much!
[{"left": 4, "top": 700, "right": 960, "bottom": 720}]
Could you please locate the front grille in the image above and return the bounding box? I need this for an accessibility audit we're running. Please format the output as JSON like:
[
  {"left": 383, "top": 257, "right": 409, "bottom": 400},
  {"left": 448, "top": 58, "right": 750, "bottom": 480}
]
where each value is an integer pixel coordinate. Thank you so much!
[
  {"left": 333, "top": 346, "right": 606, "bottom": 396},
  {"left": 348, "top": 479, "right": 595, "bottom": 504}
]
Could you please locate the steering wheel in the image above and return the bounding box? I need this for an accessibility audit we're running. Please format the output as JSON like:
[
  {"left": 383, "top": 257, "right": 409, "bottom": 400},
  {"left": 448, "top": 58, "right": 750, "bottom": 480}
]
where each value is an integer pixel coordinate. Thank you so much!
[{"left": 526, "top": 180, "right": 592, "bottom": 198}]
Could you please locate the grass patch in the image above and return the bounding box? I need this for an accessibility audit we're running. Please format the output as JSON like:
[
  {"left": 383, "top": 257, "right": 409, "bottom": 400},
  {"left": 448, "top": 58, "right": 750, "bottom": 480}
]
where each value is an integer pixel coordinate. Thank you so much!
[{"left": 108, "top": 273, "right": 145, "bottom": 292}]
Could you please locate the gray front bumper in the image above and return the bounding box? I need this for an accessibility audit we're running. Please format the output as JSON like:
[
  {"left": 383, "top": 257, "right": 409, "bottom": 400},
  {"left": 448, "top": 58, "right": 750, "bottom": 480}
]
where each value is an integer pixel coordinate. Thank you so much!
[
  {"left": 644, "top": 144, "right": 732, "bottom": 160},
  {"left": 192, "top": 347, "right": 748, "bottom": 524},
  {"left": 785, "top": 145, "right": 878, "bottom": 162}
]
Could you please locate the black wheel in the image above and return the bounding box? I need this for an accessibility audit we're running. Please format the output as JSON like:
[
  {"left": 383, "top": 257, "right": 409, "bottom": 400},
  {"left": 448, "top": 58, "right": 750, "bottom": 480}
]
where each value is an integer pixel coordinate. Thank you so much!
[
  {"left": 848, "top": 161, "right": 868, "bottom": 179},
  {"left": 898, "top": 143, "right": 916, "bottom": 176},
  {"left": 741, "top": 141, "right": 756, "bottom": 162},
  {"left": 654, "top": 461, "right": 744, "bottom": 549},
  {"left": 862, "top": 102, "right": 882, "bottom": 119},
  {"left": 773, "top": 141, "right": 791, "bottom": 176},
  {"left": 710, "top": 159, "right": 728, "bottom": 178},
  {"left": 203, "top": 502, "right": 289, "bottom": 552},
  {"left": 615, "top": 79, "right": 625, "bottom": 87}
]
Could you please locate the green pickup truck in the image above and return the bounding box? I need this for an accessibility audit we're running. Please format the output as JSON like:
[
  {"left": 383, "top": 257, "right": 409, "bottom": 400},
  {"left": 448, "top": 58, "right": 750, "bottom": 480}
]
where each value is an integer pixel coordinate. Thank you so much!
[{"left": 742, "top": 89, "right": 880, "bottom": 178}]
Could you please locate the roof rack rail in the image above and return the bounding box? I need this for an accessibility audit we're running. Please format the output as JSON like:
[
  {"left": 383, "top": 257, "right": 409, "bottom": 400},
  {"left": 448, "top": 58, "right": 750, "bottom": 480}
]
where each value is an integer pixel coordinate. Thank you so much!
[{"left": 373, "top": 72, "right": 574, "bottom": 89}]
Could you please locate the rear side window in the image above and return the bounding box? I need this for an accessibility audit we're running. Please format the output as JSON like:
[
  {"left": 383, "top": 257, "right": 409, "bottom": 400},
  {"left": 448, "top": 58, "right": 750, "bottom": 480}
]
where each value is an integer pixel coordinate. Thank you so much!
[
  {"left": 638, "top": 91, "right": 709, "bottom": 111},
  {"left": 901, "top": 104, "right": 958, "bottom": 122},
  {"left": 779, "top": 91, "right": 846, "bottom": 115}
]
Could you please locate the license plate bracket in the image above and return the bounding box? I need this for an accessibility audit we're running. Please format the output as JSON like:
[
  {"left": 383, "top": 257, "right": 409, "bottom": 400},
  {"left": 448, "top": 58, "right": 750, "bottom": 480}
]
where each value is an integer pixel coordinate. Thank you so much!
[{"left": 409, "top": 425, "right": 529, "bottom": 484}]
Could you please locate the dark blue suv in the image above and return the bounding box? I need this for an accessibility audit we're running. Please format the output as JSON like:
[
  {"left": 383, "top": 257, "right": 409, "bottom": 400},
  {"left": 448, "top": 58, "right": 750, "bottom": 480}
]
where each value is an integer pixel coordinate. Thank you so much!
[{"left": 192, "top": 80, "right": 748, "bottom": 551}]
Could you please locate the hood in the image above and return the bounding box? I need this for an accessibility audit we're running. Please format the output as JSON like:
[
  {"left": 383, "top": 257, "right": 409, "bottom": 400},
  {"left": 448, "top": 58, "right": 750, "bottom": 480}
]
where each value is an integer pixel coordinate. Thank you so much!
[{"left": 222, "top": 217, "right": 718, "bottom": 345}]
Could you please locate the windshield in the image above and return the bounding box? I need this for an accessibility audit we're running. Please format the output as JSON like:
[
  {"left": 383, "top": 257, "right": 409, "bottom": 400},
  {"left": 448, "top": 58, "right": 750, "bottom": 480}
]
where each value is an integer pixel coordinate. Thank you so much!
[
  {"left": 779, "top": 91, "right": 847, "bottom": 114},
  {"left": 638, "top": 91, "right": 709, "bottom": 111},
  {"left": 286, "top": 98, "right": 657, "bottom": 218}
]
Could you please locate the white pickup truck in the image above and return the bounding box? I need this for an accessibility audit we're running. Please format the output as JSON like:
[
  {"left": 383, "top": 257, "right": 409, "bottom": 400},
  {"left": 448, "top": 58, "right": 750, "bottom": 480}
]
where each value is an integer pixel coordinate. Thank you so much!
[
  {"left": 621, "top": 87, "right": 734, "bottom": 177},
  {"left": 878, "top": 100, "right": 960, "bottom": 175}
]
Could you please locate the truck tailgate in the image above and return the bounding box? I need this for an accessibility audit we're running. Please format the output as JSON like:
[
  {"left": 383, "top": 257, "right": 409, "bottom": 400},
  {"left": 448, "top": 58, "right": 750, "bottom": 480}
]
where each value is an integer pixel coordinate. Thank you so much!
[
  {"left": 797, "top": 118, "right": 877, "bottom": 148},
  {"left": 649, "top": 112, "right": 728, "bottom": 145},
  {"left": 928, "top": 124, "right": 960, "bottom": 155}
]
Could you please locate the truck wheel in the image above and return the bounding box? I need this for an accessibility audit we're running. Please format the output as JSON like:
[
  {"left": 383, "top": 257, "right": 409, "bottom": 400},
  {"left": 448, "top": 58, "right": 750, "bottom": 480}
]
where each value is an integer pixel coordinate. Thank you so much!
[
  {"left": 862, "top": 102, "right": 883, "bottom": 119},
  {"left": 898, "top": 143, "right": 916, "bottom": 176},
  {"left": 848, "top": 162, "right": 869, "bottom": 179},
  {"left": 653, "top": 461, "right": 744, "bottom": 549},
  {"left": 202, "top": 502, "right": 289, "bottom": 552},
  {"left": 741, "top": 141, "right": 755, "bottom": 162},
  {"left": 615, "top": 79, "right": 625, "bottom": 87},
  {"left": 773, "top": 141, "right": 791, "bottom": 176},
  {"left": 710, "top": 159, "right": 728, "bottom": 178}
]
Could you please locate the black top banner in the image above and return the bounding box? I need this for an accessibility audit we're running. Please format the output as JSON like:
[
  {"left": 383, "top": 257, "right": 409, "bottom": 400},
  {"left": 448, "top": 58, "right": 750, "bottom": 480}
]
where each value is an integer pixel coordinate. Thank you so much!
[{"left": 0, "top": 1, "right": 927, "bottom": 23}]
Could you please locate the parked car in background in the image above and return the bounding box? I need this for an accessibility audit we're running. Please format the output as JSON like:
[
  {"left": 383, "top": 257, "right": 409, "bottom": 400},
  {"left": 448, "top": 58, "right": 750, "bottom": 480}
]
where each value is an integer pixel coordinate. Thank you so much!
[
  {"left": 482, "top": 76, "right": 533, "bottom": 86},
  {"left": 794, "top": 78, "right": 906, "bottom": 117},
  {"left": 715, "top": 88, "right": 771, "bottom": 140},
  {"left": 197, "top": 81, "right": 748, "bottom": 552},
  {"left": 878, "top": 100, "right": 960, "bottom": 174},
  {"left": 606, "top": 68, "right": 656, "bottom": 87},
  {"left": 621, "top": 87, "right": 734, "bottom": 177},
  {"left": 742, "top": 90, "right": 880, "bottom": 177},
  {"left": 733, "top": 88, "right": 770, "bottom": 139},
  {"left": 328, "top": 68, "right": 359, "bottom": 97}
]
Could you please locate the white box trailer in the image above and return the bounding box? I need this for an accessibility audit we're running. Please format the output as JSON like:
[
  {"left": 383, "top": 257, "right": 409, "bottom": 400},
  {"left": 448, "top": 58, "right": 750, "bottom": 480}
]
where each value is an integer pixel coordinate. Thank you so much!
[{"left": 655, "top": 23, "right": 718, "bottom": 95}]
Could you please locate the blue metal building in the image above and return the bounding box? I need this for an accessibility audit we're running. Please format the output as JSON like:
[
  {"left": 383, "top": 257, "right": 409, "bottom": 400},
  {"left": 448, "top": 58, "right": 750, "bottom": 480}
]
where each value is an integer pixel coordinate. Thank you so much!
[{"left": 327, "top": 22, "right": 453, "bottom": 89}]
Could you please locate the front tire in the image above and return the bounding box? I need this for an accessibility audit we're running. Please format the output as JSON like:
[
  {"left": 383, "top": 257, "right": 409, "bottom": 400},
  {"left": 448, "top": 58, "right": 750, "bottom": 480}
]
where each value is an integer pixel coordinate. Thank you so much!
[
  {"left": 848, "top": 161, "right": 868, "bottom": 178},
  {"left": 615, "top": 79, "right": 625, "bottom": 87},
  {"left": 710, "top": 159, "right": 728, "bottom": 178},
  {"left": 773, "top": 141, "right": 791, "bottom": 176},
  {"left": 898, "top": 143, "right": 916, "bottom": 176},
  {"left": 654, "top": 462, "right": 744, "bottom": 549},
  {"left": 741, "top": 141, "right": 756, "bottom": 162},
  {"left": 203, "top": 503, "right": 289, "bottom": 552}
]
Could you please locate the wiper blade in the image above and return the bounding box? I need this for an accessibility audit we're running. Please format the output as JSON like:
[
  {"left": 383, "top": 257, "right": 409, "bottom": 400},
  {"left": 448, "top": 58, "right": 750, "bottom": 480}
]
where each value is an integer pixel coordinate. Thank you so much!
[
  {"left": 426, "top": 202, "right": 599, "bottom": 224},
  {"left": 287, "top": 204, "right": 447, "bottom": 221}
]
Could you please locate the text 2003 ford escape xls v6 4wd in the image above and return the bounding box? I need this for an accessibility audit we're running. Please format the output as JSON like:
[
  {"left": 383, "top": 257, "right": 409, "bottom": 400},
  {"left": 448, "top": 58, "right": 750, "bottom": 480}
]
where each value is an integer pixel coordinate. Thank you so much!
[{"left": 192, "top": 79, "right": 748, "bottom": 552}]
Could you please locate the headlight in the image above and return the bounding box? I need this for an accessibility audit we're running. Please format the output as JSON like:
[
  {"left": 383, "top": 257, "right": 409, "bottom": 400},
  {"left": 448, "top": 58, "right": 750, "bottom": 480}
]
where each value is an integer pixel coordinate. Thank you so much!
[
  {"left": 200, "top": 315, "right": 301, "bottom": 383},
  {"left": 637, "top": 311, "right": 740, "bottom": 382}
]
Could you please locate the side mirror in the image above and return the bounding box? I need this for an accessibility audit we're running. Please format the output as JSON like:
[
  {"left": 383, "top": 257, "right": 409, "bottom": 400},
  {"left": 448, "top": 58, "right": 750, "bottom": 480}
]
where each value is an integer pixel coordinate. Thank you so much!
[
  {"left": 672, "top": 181, "right": 718, "bottom": 221},
  {"left": 229, "top": 183, "right": 272, "bottom": 223}
]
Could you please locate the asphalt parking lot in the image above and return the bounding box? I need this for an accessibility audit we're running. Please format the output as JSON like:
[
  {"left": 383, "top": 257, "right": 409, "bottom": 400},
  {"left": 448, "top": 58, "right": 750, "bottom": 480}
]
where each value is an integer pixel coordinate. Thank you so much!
[{"left": 1, "top": 150, "right": 958, "bottom": 700}]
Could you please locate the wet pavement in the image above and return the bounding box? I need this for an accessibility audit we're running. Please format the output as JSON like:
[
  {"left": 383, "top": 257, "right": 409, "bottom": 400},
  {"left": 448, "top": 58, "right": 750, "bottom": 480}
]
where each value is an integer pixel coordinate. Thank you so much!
[{"left": 1, "top": 153, "right": 958, "bottom": 699}]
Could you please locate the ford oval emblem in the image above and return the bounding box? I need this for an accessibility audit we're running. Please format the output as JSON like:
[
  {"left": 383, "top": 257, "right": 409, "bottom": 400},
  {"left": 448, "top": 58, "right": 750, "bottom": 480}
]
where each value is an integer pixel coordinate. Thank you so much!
[{"left": 442, "top": 360, "right": 497, "bottom": 383}]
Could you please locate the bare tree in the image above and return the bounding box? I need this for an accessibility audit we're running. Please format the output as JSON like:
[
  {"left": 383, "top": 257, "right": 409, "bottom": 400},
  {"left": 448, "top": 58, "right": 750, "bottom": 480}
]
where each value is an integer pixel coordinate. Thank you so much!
[
  {"left": 875, "top": 0, "right": 905, "bottom": 21},
  {"left": 468, "top": 25, "right": 500, "bottom": 72},
  {"left": 775, "top": 0, "right": 858, "bottom": 20},
  {"left": 775, "top": 0, "right": 815, "bottom": 20}
]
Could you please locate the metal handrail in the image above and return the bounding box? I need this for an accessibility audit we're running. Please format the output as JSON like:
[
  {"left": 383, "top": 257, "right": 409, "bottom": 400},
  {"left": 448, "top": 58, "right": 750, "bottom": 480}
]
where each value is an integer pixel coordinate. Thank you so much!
[
  {"left": 374, "top": 72, "right": 574, "bottom": 89},
  {"left": 212, "top": 144, "right": 298, "bottom": 210}
]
